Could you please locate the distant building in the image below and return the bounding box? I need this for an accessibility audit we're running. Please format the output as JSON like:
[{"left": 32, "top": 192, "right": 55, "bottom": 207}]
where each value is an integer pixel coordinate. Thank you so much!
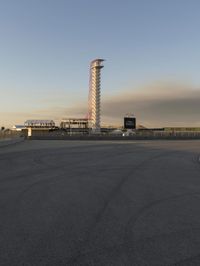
[
  {"left": 164, "top": 127, "right": 200, "bottom": 132},
  {"left": 24, "top": 120, "right": 55, "bottom": 128},
  {"left": 60, "top": 118, "right": 89, "bottom": 129},
  {"left": 12, "top": 125, "right": 26, "bottom": 131}
]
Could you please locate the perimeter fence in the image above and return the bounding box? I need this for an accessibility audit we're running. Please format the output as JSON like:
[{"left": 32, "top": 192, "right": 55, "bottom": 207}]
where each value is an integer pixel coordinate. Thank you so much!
[
  {"left": 0, "top": 131, "right": 22, "bottom": 140},
  {"left": 29, "top": 130, "right": 200, "bottom": 140}
]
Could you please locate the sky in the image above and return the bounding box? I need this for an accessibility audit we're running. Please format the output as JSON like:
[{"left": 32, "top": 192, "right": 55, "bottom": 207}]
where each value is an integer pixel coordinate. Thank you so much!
[{"left": 1, "top": 0, "right": 200, "bottom": 127}]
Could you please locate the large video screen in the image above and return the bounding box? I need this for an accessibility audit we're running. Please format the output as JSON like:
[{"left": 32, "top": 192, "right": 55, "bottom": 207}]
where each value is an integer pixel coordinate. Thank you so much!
[{"left": 124, "top": 117, "right": 136, "bottom": 129}]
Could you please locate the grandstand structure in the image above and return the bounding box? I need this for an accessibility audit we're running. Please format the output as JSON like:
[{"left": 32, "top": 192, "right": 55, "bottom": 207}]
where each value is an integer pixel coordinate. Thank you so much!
[{"left": 24, "top": 120, "right": 55, "bottom": 128}]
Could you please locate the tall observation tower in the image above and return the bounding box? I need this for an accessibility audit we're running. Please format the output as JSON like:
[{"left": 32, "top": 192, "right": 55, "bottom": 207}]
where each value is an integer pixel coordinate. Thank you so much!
[{"left": 88, "top": 59, "right": 105, "bottom": 133}]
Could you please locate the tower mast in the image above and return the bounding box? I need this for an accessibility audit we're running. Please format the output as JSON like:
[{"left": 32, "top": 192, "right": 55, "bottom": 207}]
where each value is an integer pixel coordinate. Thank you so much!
[{"left": 88, "top": 59, "right": 105, "bottom": 133}]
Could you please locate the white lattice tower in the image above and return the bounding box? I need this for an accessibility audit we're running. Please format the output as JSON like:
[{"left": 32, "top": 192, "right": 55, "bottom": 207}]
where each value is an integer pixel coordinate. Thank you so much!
[{"left": 88, "top": 59, "right": 104, "bottom": 133}]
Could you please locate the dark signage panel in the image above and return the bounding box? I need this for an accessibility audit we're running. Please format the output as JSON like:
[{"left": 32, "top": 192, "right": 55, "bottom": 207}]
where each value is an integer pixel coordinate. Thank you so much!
[{"left": 124, "top": 117, "right": 136, "bottom": 129}]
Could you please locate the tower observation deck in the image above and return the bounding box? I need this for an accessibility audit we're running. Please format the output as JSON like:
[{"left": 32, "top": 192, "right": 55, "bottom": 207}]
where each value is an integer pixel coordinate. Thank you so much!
[{"left": 88, "top": 59, "right": 105, "bottom": 133}]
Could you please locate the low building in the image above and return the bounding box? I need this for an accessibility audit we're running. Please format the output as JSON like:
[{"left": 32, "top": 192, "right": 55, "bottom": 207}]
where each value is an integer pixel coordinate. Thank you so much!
[
  {"left": 12, "top": 125, "right": 26, "bottom": 131},
  {"left": 24, "top": 120, "right": 55, "bottom": 128},
  {"left": 60, "top": 118, "right": 89, "bottom": 135},
  {"left": 60, "top": 118, "right": 89, "bottom": 129},
  {"left": 164, "top": 127, "right": 200, "bottom": 132}
]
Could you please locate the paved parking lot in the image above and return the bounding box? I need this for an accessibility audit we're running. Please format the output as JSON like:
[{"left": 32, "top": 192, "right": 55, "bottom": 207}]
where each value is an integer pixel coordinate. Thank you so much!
[{"left": 1, "top": 140, "right": 200, "bottom": 265}]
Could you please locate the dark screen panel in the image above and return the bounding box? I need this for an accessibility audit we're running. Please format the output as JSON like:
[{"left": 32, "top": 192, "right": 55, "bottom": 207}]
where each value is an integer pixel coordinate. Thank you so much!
[{"left": 124, "top": 117, "right": 136, "bottom": 129}]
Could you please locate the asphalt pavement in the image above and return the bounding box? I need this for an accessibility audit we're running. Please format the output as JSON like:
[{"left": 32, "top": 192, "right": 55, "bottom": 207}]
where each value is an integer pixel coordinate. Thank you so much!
[{"left": 1, "top": 140, "right": 200, "bottom": 266}]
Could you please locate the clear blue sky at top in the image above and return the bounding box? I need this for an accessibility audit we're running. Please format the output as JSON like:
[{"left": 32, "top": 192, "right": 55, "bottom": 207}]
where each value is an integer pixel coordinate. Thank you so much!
[{"left": 1, "top": 0, "right": 200, "bottom": 111}]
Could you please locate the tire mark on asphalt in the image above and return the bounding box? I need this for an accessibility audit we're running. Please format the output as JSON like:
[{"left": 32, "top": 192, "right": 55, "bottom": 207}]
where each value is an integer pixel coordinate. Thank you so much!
[
  {"left": 62, "top": 228, "right": 200, "bottom": 266},
  {"left": 124, "top": 191, "right": 200, "bottom": 238},
  {"left": 0, "top": 137, "right": 25, "bottom": 150},
  {"left": 0, "top": 144, "right": 150, "bottom": 185},
  {"left": 66, "top": 149, "right": 177, "bottom": 264},
  {"left": 2, "top": 142, "right": 200, "bottom": 265},
  {"left": 68, "top": 181, "right": 200, "bottom": 265},
  {"left": 2, "top": 143, "right": 191, "bottom": 265},
  {"left": 13, "top": 146, "right": 149, "bottom": 201},
  {"left": 1, "top": 144, "right": 157, "bottom": 263},
  {"left": 172, "top": 253, "right": 200, "bottom": 266},
  {"left": 123, "top": 150, "right": 200, "bottom": 264},
  {"left": 197, "top": 155, "right": 200, "bottom": 164},
  {"left": 0, "top": 143, "right": 148, "bottom": 206}
]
